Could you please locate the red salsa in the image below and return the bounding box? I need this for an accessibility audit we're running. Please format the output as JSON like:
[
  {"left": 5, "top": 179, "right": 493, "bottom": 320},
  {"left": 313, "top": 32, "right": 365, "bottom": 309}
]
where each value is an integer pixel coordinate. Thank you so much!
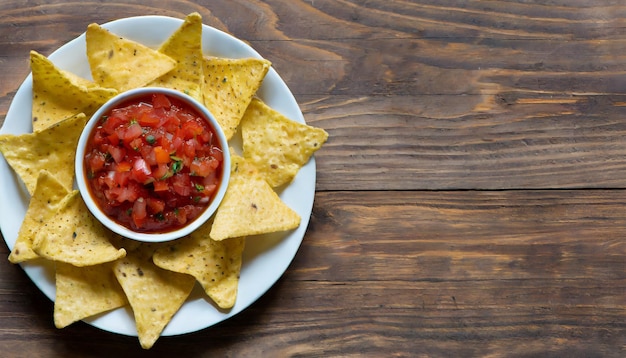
[{"left": 84, "top": 93, "right": 224, "bottom": 233}]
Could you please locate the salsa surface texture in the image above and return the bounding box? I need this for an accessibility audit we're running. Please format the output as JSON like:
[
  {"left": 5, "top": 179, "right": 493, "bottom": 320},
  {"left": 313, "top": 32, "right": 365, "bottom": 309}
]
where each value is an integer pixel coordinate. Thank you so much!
[{"left": 84, "top": 93, "right": 224, "bottom": 233}]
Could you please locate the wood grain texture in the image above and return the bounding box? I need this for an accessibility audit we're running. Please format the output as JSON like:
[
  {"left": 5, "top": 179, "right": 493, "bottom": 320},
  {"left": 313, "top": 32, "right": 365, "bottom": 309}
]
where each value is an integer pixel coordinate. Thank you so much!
[{"left": 1, "top": 0, "right": 626, "bottom": 357}]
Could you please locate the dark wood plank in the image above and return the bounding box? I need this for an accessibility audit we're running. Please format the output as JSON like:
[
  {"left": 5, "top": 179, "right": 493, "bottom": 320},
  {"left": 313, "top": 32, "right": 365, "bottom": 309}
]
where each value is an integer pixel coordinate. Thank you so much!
[
  {"left": 3, "top": 1, "right": 626, "bottom": 190},
  {"left": 0, "top": 190, "right": 624, "bottom": 356}
]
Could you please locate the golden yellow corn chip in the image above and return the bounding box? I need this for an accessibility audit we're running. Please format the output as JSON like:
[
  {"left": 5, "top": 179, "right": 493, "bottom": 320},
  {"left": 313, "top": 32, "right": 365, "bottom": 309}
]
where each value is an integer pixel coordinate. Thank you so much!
[
  {"left": 0, "top": 113, "right": 86, "bottom": 194},
  {"left": 33, "top": 191, "right": 126, "bottom": 266},
  {"left": 9, "top": 171, "right": 69, "bottom": 263},
  {"left": 109, "top": 235, "right": 143, "bottom": 254},
  {"left": 30, "top": 51, "right": 117, "bottom": 132},
  {"left": 153, "top": 223, "right": 244, "bottom": 309},
  {"left": 149, "top": 12, "right": 204, "bottom": 101},
  {"left": 210, "top": 153, "right": 300, "bottom": 241},
  {"left": 241, "top": 98, "right": 328, "bottom": 187},
  {"left": 86, "top": 23, "right": 177, "bottom": 92},
  {"left": 54, "top": 261, "right": 127, "bottom": 328},
  {"left": 202, "top": 57, "right": 271, "bottom": 139},
  {"left": 113, "top": 243, "right": 195, "bottom": 349}
]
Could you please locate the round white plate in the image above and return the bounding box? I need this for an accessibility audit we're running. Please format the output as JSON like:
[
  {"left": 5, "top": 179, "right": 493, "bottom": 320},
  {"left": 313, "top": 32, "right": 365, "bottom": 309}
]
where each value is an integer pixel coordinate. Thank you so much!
[{"left": 0, "top": 15, "right": 315, "bottom": 337}]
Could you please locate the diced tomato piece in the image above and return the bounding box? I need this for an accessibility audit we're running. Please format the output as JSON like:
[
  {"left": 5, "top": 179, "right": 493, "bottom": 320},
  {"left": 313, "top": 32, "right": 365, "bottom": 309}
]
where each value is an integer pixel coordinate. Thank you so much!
[
  {"left": 100, "top": 171, "right": 116, "bottom": 189},
  {"left": 171, "top": 173, "right": 191, "bottom": 196},
  {"left": 176, "top": 111, "right": 195, "bottom": 124},
  {"left": 137, "top": 145, "right": 156, "bottom": 167},
  {"left": 106, "top": 132, "right": 120, "bottom": 146},
  {"left": 107, "top": 183, "right": 141, "bottom": 203},
  {"left": 163, "top": 116, "right": 181, "bottom": 133},
  {"left": 138, "top": 111, "right": 161, "bottom": 127},
  {"left": 86, "top": 151, "right": 106, "bottom": 173},
  {"left": 131, "top": 158, "right": 152, "bottom": 184},
  {"left": 146, "top": 197, "right": 166, "bottom": 214},
  {"left": 91, "top": 130, "right": 108, "bottom": 146},
  {"left": 202, "top": 170, "right": 218, "bottom": 186},
  {"left": 181, "top": 139, "right": 197, "bottom": 160},
  {"left": 171, "top": 135, "right": 183, "bottom": 153},
  {"left": 132, "top": 198, "right": 148, "bottom": 228},
  {"left": 113, "top": 171, "right": 131, "bottom": 187},
  {"left": 190, "top": 158, "right": 217, "bottom": 177},
  {"left": 159, "top": 134, "right": 172, "bottom": 153},
  {"left": 197, "top": 183, "right": 216, "bottom": 197},
  {"left": 152, "top": 163, "right": 169, "bottom": 179},
  {"left": 115, "top": 161, "right": 132, "bottom": 172},
  {"left": 182, "top": 120, "right": 204, "bottom": 139},
  {"left": 101, "top": 114, "right": 126, "bottom": 134},
  {"left": 174, "top": 206, "right": 189, "bottom": 225},
  {"left": 199, "top": 129, "right": 212, "bottom": 143},
  {"left": 152, "top": 93, "right": 171, "bottom": 109},
  {"left": 129, "top": 137, "right": 143, "bottom": 151},
  {"left": 211, "top": 148, "right": 223, "bottom": 162},
  {"left": 153, "top": 146, "right": 170, "bottom": 164},
  {"left": 106, "top": 145, "right": 125, "bottom": 163},
  {"left": 153, "top": 179, "right": 169, "bottom": 192},
  {"left": 124, "top": 122, "right": 143, "bottom": 143}
]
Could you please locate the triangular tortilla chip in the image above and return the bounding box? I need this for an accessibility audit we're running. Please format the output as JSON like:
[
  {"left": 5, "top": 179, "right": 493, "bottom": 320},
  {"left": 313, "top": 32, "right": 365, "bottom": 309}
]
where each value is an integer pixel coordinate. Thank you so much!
[
  {"left": 0, "top": 113, "right": 86, "bottom": 194},
  {"left": 32, "top": 191, "right": 126, "bottom": 266},
  {"left": 202, "top": 57, "right": 271, "bottom": 139},
  {"left": 149, "top": 12, "right": 204, "bottom": 102},
  {"left": 30, "top": 50, "right": 118, "bottom": 132},
  {"left": 113, "top": 243, "right": 195, "bottom": 349},
  {"left": 153, "top": 223, "right": 244, "bottom": 309},
  {"left": 86, "top": 23, "right": 177, "bottom": 92},
  {"left": 54, "top": 261, "right": 127, "bottom": 328},
  {"left": 9, "top": 171, "right": 70, "bottom": 263},
  {"left": 241, "top": 98, "right": 328, "bottom": 187},
  {"left": 210, "top": 153, "right": 300, "bottom": 241}
]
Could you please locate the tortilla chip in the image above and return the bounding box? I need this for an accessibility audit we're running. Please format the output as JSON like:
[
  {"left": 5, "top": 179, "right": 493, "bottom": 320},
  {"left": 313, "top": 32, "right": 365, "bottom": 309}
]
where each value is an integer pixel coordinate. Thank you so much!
[
  {"left": 153, "top": 223, "right": 244, "bottom": 309},
  {"left": 9, "top": 171, "right": 70, "bottom": 263},
  {"left": 202, "top": 57, "right": 271, "bottom": 139},
  {"left": 113, "top": 243, "right": 195, "bottom": 349},
  {"left": 241, "top": 98, "right": 328, "bottom": 187},
  {"left": 30, "top": 51, "right": 117, "bottom": 132},
  {"left": 32, "top": 191, "right": 126, "bottom": 266},
  {"left": 149, "top": 12, "right": 204, "bottom": 101},
  {"left": 86, "top": 23, "right": 177, "bottom": 92},
  {"left": 109, "top": 235, "right": 143, "bottom": 254},
  {"left": 0, "top": 113, "right": 86, "bottom": 194},
  {"left": 54, "top": 261, "right": 127, "bottom": 328},
  {"left": 210, "top": 153, "right": 300, "bottom": 241}
]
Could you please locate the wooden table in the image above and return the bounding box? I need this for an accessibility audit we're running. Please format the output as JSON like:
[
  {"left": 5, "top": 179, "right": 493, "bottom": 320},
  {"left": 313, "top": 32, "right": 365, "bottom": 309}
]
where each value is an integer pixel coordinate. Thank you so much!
[{"left": 1, "top": 1, "right": 625, "bottom": 356}]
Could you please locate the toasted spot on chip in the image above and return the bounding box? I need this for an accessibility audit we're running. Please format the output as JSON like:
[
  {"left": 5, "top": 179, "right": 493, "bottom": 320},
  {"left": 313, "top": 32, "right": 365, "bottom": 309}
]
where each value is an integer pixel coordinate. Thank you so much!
[
  {"left": 113, "top": 243, "right": 195, "bottom": 349},
  {"left": 210, "top": 153, "right": 300, "bottom": 241},
  {"left": 30, "top": 50, "right": 118, "bottom": 132},
  {"left": 153, "top": 222, "right": 244, "bottom": 309},
  {"left": 241, "top": 98, "right": 328, "bottom": 187},
  {"left": 9, "top": 170, "right": 69, "bottom": 263},
  {"left": 202, "top": 57, "right": 271, "bottom": 139},
  {"left": 54, "top": 261, "right": 127, "bottom": 328},
  {"left": 0, "top": 113, "right": 86, "bottom": 194},
  {"left": 86, "top": 23, "right": 177, "bottom": 92},
  {"left": 149, "top": 12, "right": 204, "bottom": 102},
  {"left": 32, "top": 191, "right": 126, "bottom": 266}
]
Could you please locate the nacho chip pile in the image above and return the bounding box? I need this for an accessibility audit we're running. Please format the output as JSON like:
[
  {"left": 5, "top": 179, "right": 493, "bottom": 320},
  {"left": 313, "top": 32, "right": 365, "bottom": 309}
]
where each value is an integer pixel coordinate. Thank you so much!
[{"left": 0, "top": 12, "right": 327, "bottom": 349}]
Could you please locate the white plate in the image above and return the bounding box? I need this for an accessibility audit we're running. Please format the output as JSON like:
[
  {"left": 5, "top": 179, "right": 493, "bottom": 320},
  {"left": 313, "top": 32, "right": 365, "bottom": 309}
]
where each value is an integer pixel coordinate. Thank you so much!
[{"left": 0, "top": 15, "right": 315, "bottom": 337}]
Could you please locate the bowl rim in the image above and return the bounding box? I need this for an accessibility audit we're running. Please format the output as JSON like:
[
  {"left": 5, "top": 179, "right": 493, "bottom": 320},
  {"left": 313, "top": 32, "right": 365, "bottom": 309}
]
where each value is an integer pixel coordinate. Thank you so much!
[{"left": 75, "top": 87, "right": 231, "bottom": 243}]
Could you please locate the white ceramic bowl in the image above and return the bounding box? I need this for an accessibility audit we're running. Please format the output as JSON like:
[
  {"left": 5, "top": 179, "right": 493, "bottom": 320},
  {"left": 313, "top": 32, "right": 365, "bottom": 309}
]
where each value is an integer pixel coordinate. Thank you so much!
[{"left": 75, "top": 87, "right": 230, "bottom": 242}]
